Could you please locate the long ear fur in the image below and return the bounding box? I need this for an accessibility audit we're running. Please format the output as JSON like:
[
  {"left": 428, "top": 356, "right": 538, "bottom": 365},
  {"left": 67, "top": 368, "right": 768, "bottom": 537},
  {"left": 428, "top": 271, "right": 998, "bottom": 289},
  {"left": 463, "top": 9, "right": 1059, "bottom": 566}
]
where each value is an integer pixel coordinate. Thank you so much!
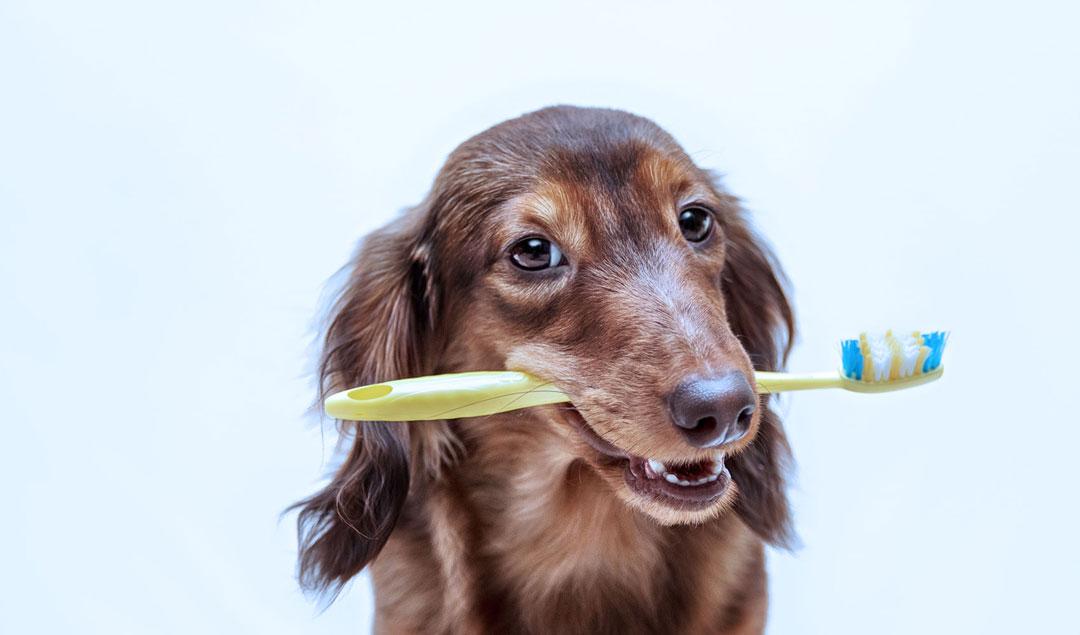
[
  {"left": 720, "top": 201, "right": 797, "bottom": 548},
  {"left": 291, "top": 207, "right": 445, "bottom": 599}
]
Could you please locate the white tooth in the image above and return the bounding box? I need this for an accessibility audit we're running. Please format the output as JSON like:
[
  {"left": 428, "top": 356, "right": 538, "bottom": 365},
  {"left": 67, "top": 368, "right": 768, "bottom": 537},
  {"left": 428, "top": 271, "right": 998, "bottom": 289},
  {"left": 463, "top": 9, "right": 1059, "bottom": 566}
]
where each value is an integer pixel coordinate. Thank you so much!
[
  {"left": 678, "top": 479, "right": 691, "bottom": 486},
  {"left": 692, "top": 478, "right": 706, "bottom": 485},
  {"left": 664, "top": 473, "right": 679, "bottom": 484},
  {"left": 647, "top": 459, "right": 665, "bottom": 473},
  {"left": 706, "top": 474, "right": 718, "bottom": 482},
  {"left": 711, "top": 460, "right": 724, "bottom": 474}
]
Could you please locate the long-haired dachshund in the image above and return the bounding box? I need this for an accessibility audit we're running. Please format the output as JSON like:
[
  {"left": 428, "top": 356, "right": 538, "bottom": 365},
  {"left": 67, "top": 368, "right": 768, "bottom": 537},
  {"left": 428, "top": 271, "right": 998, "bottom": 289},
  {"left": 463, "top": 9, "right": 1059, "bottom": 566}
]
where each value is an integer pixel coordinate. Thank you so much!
[{"left": 294, "top": 106, "right": 795, "bottom": 633}]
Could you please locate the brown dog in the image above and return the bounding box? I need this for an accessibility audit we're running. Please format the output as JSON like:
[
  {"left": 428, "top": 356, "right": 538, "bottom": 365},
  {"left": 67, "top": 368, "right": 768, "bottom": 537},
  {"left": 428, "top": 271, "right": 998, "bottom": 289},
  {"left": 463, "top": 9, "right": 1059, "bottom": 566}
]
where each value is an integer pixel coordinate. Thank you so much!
[{"left": 294, "top": 106, "right": 795, "bottom": 633}]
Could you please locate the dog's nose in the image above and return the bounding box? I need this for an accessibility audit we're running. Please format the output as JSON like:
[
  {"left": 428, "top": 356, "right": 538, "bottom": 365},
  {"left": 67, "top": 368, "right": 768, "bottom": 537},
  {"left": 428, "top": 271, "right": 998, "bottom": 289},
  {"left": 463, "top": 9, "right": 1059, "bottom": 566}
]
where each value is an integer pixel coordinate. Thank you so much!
[{"left": 668, "top": 373, "right": 757, "bottom": 448}]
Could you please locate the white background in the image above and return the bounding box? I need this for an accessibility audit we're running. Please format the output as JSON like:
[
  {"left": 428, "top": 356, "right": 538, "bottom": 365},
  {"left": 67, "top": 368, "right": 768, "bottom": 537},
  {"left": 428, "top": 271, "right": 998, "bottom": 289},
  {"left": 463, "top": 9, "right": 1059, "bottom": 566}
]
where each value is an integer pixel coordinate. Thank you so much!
[{"left": 2, "top": 1, "right": 1078, "bottom": 632}]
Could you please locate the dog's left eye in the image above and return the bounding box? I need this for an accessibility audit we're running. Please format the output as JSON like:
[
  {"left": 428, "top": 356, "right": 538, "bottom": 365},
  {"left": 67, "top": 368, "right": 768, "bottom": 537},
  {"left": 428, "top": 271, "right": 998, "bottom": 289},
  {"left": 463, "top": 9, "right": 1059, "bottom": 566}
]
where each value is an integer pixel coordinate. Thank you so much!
[
  {"left": 678, "top": 207, "right": 714, "bottom": 243},
  {"left": 509, "top": 237, "right": 566, "bottom": 271}
]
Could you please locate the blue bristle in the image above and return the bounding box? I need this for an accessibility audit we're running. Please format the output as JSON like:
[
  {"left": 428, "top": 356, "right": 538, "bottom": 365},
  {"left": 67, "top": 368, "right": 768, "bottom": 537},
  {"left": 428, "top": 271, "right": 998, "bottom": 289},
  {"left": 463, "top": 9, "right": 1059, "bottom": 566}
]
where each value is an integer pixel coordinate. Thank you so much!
[
  {"left": 841, "top": 338, "right": 863, "bottom": 380},
  {"left": 921, "top": 331, "right": 948, "bottom": 372}
]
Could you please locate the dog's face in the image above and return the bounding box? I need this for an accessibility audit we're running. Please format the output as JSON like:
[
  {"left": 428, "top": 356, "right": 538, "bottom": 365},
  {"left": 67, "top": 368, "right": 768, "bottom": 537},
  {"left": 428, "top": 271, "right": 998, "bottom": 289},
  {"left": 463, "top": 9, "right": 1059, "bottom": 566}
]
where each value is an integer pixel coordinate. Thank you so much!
[
  {"left": 294, "top": 106, "right": 793, "bottom": 596},
  {"left": 455, "top": 149, "right": 762, "bottom": 525}
]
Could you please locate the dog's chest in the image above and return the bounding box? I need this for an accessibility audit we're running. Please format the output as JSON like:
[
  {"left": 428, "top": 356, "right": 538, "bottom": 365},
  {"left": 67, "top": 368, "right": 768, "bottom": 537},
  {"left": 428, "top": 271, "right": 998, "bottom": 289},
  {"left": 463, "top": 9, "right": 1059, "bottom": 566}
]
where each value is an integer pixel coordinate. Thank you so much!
[{"left": 466, "top": 465, "right": 761, "bottom": 632}]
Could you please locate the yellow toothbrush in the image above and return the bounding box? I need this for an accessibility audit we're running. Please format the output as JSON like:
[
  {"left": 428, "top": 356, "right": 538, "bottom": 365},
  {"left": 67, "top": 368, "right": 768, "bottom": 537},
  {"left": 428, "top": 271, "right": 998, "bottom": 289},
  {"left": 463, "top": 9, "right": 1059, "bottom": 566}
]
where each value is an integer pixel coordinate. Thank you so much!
[{"left": 324, "top": 330, "right": 947, "bottom": 422}]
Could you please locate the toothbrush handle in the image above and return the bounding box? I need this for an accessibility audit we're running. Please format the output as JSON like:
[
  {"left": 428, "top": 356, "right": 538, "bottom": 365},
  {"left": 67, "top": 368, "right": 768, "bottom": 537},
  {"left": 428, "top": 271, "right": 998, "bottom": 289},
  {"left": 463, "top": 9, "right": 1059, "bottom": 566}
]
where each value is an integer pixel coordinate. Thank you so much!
[
  {"left": 324, "top": 371, "right": 571, "bottom": 421},
  {"left": 754, "top": 371, "right": 844, "bottom": 394}
]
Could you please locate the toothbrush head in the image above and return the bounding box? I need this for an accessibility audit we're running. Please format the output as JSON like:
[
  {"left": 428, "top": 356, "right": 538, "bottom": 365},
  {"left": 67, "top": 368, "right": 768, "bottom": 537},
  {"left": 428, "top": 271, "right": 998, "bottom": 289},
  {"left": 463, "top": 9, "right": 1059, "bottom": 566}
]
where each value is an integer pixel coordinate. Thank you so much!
[{"left": 839, "top": 330, "right": 948, "bottom": 393}]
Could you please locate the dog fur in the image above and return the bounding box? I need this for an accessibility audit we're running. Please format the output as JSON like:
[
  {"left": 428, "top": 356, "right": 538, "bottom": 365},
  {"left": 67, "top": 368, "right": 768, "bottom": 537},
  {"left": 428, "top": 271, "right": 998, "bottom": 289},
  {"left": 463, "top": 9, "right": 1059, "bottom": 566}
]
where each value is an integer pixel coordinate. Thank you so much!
[{"left": 293, "top": 106, "right": 795, "bottom": 633}]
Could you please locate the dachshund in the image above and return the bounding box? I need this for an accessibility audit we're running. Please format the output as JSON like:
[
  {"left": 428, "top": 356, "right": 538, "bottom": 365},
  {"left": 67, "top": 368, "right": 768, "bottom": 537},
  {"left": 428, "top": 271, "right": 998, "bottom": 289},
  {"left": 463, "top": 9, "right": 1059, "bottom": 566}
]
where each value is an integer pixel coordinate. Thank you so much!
[{"left": 293, "top": 105, "right": 795, "bottom": 633}]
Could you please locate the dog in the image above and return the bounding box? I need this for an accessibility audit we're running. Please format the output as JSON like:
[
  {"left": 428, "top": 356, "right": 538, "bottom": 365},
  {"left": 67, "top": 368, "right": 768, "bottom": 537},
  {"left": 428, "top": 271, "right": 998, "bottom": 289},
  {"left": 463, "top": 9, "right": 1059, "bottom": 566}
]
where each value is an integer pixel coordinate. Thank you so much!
[{"left": 294, "top": 106, "right": 795, "bottom": 633}]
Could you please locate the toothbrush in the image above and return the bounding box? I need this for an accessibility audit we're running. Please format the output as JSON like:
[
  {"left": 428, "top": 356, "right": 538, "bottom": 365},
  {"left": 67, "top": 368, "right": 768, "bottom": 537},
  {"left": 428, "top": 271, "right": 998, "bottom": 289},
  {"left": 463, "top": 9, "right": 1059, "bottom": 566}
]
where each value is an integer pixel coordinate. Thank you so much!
[{"left": 324, "top": 330, "right": 948, "bottom": 422}]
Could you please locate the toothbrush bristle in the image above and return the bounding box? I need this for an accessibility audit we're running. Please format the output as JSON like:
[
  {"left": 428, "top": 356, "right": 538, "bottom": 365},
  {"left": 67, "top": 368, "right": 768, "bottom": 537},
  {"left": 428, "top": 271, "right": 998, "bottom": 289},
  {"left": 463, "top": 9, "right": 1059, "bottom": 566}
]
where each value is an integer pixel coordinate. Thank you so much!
[
  {"left": 841, "top": 330, "right": 948, "bottom": 383},
  {"left": 841, "top": 339, "right": 864, "bottom": 381}
]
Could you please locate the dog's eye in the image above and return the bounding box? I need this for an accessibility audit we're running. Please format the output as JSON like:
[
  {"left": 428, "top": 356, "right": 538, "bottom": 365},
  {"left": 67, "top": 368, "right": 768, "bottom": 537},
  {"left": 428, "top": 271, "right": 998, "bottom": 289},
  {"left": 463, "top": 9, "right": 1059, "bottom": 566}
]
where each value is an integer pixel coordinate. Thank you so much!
[
  {"left": 678, "top": 207, "right": 714, "bottom": 243},
  {"left": 509, "top": 237, "right": 566, "bottom": 271}
]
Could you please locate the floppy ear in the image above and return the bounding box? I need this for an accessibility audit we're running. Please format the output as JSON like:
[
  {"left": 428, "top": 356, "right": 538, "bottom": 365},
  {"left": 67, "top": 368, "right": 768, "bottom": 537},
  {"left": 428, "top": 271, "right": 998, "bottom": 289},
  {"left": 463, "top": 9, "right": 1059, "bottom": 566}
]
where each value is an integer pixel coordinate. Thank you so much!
[
  {"left": 720, "top": 202, "right": 797, "bottom": 548},
  {"left": 292, "top": 206, "right": 453, "bottom": 598}
]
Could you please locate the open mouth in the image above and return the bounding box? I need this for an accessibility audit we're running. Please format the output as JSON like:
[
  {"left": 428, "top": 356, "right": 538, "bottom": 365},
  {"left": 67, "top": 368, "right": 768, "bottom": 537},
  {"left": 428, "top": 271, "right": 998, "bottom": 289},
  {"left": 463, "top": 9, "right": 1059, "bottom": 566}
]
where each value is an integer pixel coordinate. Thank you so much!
[{"left": 558, "top": 405, "right": 732, "bottom": 510}]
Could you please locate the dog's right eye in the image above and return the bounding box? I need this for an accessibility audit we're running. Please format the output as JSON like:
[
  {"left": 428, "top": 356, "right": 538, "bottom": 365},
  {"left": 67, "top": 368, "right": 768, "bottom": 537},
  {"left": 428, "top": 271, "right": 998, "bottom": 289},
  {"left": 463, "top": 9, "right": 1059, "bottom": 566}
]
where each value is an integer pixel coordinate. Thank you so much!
[{"left": 509, "top": 237, "right": 566, "bottom": 271}]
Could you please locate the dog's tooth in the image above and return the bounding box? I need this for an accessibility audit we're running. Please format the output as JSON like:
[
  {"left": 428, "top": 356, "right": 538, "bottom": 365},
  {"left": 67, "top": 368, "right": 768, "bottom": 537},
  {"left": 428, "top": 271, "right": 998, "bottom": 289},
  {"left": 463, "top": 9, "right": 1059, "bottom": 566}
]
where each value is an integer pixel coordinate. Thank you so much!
[
  {"left": 647, "top": 459, "right": 665, "bottom": 473},
  {"left": 705, "top": 474, "right": 718, "bottom": 483},
  {"left": 677, "top": 478, "right": 691, "bottom": 486},
  {"left": 642, "top": 460, "right": 657, "bottom": 479},
  {"left": 711, "top": 459, "right": 725, "bottom": 474},
  {"left": 664, "top": 473, "right": 679, "bottom": 484}
]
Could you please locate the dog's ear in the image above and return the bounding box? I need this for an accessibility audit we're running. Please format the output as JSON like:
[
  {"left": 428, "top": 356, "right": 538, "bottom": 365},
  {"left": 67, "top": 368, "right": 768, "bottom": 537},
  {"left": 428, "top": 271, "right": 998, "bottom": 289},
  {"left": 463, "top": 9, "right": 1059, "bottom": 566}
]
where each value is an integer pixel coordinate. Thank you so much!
[
  {"left": 720, "top": 201, "right": 797, "bottom": 548},
  {"left": 292, "top": 206, "right": 456, "bottom": 599}
]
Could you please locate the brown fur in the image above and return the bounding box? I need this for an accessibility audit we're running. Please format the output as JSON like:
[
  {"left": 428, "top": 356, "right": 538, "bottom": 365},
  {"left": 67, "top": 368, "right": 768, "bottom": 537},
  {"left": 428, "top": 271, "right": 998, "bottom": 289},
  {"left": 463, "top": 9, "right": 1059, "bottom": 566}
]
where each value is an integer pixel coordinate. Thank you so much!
[{"left": 293, "top": 106, "right": 795, "bottom": 633}]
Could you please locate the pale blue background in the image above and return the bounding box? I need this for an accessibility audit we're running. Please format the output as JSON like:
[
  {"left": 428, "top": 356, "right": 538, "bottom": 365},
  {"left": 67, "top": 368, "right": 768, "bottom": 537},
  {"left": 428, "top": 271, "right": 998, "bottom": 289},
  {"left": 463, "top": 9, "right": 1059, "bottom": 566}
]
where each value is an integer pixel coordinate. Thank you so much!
[{"left": 2, "top": 1, "right": 1078, "bottom": 632}]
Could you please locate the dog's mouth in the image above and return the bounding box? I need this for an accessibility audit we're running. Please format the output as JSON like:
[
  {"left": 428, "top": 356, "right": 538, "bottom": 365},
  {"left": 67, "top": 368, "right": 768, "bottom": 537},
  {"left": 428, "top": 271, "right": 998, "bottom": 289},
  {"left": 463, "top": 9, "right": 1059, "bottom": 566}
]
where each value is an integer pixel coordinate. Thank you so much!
[{"left": 558, "top": 405, "right": 732, "bottom": 511}]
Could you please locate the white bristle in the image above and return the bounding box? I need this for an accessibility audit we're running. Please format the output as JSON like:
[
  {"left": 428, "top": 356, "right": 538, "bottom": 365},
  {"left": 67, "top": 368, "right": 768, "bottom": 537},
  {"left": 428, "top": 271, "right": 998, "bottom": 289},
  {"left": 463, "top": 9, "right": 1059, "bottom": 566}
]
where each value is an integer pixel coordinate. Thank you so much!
[
  {"left": 897, "top": 333, "right": 921, "bottom": 378},
  {"left": 863, "top": 331, "right": 924, "bottom": 381},
  {"left": 866, "top": 332, "right": 891, "bottom": 381}
]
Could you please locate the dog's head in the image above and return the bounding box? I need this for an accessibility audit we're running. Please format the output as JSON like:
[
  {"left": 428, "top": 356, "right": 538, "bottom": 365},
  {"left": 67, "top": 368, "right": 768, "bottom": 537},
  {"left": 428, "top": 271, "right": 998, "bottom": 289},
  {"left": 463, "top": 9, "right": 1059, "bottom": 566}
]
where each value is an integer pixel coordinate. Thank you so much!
[{"left": 295, "top": 106, "right": 794, "bottom": 596}]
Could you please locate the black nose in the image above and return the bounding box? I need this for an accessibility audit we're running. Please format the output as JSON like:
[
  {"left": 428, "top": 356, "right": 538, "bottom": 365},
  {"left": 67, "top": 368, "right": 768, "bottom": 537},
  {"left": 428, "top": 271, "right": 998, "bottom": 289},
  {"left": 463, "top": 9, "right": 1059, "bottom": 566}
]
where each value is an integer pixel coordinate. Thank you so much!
[{"left": 668, "top": 373, "right": 757, "bottom": 448}]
